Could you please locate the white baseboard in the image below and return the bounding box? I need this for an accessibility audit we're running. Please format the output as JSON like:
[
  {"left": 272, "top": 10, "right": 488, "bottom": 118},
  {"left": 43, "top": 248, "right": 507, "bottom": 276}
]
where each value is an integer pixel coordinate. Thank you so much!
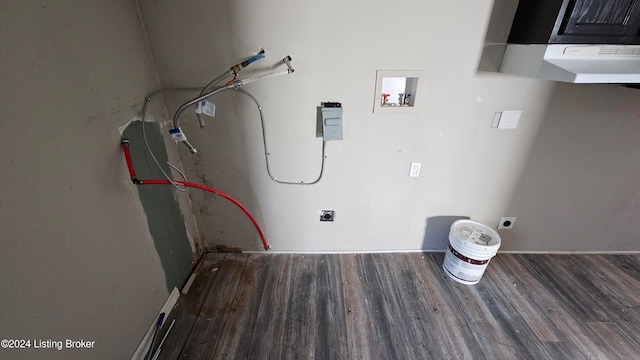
[{"left": 130, "top": 287, "right": 180, "bottom": 360}]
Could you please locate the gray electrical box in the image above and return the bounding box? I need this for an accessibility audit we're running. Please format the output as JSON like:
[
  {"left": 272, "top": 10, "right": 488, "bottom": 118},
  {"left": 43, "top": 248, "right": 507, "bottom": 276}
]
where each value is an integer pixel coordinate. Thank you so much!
[{"left": 320, "top": 102, "right": 343, "bottom": 141}]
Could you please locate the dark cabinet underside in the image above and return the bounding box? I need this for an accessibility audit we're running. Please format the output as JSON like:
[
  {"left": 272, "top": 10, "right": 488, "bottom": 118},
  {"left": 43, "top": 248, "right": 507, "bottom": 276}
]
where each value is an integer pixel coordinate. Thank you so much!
[{"left": 509, "top": 0, "right": 640, "bottom": 44}]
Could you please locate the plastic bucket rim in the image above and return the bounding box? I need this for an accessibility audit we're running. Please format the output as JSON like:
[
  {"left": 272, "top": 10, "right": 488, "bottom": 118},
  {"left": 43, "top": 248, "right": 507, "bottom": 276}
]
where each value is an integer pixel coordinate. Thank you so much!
[
  {"left": 448, "top": 235, "right": 498, "bottom": 261},
  {"left": 449, "top": 231, "right": 501, "bottom": 254},
  {"left": 450, "top": 219, "right": 502, "bottom": 248}
]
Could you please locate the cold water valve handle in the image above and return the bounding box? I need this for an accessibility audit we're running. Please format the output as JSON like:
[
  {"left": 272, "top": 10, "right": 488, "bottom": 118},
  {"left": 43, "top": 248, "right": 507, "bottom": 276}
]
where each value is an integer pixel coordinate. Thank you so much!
[{"left": 231, "top": 48, "right": 266, "bottom": 74}]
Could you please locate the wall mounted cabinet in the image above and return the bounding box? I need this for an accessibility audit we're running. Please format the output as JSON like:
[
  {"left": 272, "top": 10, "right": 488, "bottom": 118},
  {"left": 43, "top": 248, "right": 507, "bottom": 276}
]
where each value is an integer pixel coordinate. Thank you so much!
[{"left": 508, "top": 0, "right": 640, "bottom": 45}]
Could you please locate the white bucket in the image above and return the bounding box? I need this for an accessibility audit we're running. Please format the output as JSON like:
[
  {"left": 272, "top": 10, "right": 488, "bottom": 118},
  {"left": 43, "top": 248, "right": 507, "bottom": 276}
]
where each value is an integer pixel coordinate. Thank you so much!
[{"left": 443, "top": 219, "right": 501, "bottom": 285}]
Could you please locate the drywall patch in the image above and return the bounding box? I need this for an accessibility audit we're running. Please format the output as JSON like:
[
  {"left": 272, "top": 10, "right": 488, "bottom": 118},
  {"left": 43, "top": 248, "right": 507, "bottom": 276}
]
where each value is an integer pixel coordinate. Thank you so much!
[
  {"left": 118, "top": 115, "right": 155, "bottom": 136},
  {"left": 121, "top": 121, "right": 194, "bottom": 291}
]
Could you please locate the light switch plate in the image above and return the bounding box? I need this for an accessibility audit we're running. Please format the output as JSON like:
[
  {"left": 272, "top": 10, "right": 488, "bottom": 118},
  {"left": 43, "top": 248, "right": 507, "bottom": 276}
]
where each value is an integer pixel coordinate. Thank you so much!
[{"left": 498, "top": 110, "right": 521, "bottom": 129}]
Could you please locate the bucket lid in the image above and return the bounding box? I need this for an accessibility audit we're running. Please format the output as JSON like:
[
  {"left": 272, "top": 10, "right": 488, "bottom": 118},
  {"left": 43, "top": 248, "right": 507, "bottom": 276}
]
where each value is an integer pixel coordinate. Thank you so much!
[{"left": 450, "top": 220, "right": 501, "bottom": 249}]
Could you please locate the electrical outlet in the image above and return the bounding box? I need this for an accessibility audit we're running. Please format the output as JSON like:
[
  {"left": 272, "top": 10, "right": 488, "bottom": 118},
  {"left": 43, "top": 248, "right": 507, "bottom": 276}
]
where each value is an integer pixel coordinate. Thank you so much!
[
  {"left": 320, "top": 210, "right": 335, "bottom": 222},
  {"left": 409, "top": 162, "right": 421, "bottom": 177},
  {"left": 498, "top": 217, "right": 516, "bottom": 229}
]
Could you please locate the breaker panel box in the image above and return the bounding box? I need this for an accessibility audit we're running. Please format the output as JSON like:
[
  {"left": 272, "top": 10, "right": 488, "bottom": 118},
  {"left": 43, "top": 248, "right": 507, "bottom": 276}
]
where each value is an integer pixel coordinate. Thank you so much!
[{"left": 319, "top": 102, "right": 343, "bottom": 141}]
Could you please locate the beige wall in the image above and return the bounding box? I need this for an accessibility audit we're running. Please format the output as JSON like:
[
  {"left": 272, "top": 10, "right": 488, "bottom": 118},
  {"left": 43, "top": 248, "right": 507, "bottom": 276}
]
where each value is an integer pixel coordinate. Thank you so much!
[
  {"left": 138, "top": 0, "right": 639, "bottom": 253},
  {"left": 0, "top": 1, "right": 172, "bottom": 358},
  {"left": 138, "top": 0, "right": 556, "bottom": 251},
  {"left": 1, "top": 6, "right": 635, "bottom": 360},
  {"left": 502, "top": 83, "right": 640, "bottom": 251}
]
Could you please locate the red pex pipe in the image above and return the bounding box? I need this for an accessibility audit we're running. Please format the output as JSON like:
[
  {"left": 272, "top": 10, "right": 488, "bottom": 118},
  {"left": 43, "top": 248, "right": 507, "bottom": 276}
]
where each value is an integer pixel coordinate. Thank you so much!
[
  {"left": 121, "top": 140, "right": 138, "bottom": 183},
  {"left": 121, "top": 140, "right": 269, "bottom": 251},
  {"left": 141, "top": 179, "right": 269, "bottom": 251}
]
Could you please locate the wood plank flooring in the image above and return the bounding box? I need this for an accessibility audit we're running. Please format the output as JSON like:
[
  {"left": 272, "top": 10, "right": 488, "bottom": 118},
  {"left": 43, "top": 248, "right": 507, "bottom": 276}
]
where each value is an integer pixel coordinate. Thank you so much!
[{"left": 154, "top": 253, "right": 640, "bottom": 360}]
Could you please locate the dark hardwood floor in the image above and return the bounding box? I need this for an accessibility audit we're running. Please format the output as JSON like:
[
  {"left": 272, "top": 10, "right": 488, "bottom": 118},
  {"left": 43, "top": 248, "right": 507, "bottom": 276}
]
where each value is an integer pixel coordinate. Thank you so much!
[{"left": 154, "top": 252, "right": 640, "bottom": 360}]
